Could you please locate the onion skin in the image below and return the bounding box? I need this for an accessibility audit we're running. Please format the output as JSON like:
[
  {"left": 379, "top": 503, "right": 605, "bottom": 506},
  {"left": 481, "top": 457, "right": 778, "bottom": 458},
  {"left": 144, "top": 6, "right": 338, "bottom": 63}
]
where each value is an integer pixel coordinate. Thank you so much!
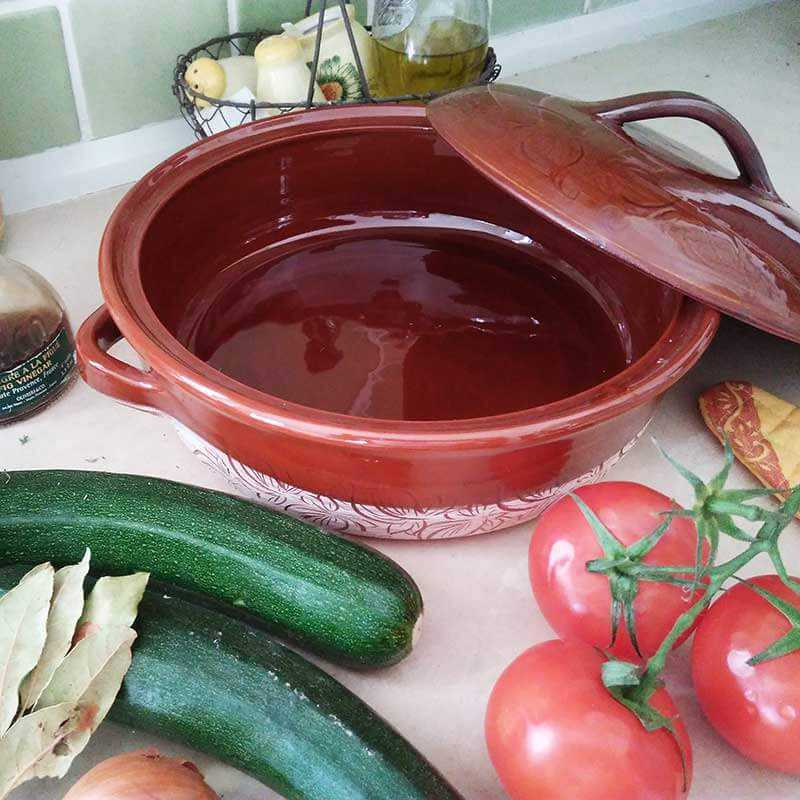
[{"left": 63, "top": 749, "right": 220, "bottom": 800}]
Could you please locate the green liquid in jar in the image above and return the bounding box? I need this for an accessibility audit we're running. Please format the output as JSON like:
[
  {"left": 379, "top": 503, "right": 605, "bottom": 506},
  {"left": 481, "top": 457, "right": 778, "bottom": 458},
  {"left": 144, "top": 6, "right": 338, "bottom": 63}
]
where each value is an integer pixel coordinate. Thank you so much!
[{"left": 375, "top": 17, "right": 488, "bottom": 97}]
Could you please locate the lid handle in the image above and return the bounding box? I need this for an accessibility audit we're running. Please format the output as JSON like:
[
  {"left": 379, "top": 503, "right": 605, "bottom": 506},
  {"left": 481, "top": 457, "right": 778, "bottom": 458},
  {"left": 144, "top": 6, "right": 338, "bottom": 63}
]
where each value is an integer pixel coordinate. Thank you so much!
[{"left": 593, "top": 91, "right": 777, "bottom": 197}]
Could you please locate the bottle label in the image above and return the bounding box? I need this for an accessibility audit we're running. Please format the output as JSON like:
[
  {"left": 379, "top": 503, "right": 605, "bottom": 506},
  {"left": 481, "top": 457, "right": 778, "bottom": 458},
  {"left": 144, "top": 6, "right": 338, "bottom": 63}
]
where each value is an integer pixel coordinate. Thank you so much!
[
  {"left": 0, "top": 328, "right": 76, "bottom": 422},
  {"left": 375, "top": 0, "right": 416, "bottom": 37}
]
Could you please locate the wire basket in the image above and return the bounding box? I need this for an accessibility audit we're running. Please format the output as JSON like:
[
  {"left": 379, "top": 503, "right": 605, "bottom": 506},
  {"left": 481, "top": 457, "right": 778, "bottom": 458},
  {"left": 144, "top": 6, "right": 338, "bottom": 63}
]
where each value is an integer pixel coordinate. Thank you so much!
[{"left": 173, "top": 0, "right": 500, "bottom": 139}]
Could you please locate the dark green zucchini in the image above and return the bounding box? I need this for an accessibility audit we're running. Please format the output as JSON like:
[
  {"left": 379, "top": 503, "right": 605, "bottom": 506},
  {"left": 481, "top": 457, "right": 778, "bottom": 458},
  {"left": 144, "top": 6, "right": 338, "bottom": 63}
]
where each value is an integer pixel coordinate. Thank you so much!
[
  {"left": 0, "top": 470, "right": 422, "bottom": 668},
  {"left": 0, "top": 566, "right": 461, "bottom": 800}
]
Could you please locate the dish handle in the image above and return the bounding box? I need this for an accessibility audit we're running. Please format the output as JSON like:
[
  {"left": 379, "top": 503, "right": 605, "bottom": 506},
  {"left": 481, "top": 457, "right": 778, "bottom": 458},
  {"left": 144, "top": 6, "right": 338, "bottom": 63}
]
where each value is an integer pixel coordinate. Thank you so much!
[
  {"left": 593, "top": 91, "right": 777, "bottom": 197},
  {"left": 76, "top": 305, "right": 167, "bottom": 412}
]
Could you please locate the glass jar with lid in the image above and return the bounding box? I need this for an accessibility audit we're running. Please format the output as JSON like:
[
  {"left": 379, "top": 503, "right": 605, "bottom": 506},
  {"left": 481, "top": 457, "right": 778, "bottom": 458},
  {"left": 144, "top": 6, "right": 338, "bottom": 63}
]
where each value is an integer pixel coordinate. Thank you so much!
[{"left": 372, "top": 0, "right": 489, "bottom": 97}]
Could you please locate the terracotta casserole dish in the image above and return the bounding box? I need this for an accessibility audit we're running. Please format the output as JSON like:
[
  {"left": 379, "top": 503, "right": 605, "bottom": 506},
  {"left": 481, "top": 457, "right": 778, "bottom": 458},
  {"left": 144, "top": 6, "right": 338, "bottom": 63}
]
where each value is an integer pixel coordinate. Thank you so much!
[{"left": 80, "top": 84, "right": 792, "bottom": 540}]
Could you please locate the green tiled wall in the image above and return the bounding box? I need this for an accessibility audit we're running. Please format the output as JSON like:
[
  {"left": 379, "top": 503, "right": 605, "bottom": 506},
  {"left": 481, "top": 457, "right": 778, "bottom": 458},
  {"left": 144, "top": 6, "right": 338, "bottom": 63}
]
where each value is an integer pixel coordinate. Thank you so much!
[
  {"left": 0, "top": 8, "right": 80, "bottom": 159},
  {"left": 0, "top": 0, "right": 639, "bottom": 161},
  {"left": 70, "top": 0, "right": 229, "bottom": 138},
  {"left": 238, "top": 0, "right": 370, "bottom": 31},
  {"left": 493, "top": 0, "right": 584, "bottom": 36}
]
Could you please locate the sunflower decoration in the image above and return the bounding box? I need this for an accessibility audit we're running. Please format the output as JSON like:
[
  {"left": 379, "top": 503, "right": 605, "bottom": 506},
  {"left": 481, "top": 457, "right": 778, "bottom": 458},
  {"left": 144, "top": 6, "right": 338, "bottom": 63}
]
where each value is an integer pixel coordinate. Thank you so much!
[{"left": 316, "top": 55, "right": 363, "bottom": 102}]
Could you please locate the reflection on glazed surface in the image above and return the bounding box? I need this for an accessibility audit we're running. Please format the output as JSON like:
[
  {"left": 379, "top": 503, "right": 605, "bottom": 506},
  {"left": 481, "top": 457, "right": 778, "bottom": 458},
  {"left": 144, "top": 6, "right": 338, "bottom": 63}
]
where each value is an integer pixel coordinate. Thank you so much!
[
  {"left": 112, "top": 110, "right": 716, "bottom": 509},
  {"left": 428, "top": 85, "right": 800, "bottom": 343},
  {"left": 184, "top": 222, "right": 627, "bottom": 421}
]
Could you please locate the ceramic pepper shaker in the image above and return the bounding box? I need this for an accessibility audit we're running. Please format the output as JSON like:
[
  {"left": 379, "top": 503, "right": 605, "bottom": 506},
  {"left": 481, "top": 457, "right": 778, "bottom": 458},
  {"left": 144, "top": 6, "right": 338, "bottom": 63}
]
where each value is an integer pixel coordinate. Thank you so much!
[{"left": 254, "top": 35, "right": 324, "bottom": 111}]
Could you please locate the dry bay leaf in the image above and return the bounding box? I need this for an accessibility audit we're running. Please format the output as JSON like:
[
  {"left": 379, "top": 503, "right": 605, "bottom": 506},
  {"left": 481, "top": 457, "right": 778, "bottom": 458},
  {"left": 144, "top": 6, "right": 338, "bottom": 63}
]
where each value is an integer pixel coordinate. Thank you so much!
[
  {"left": 0, "top": 702, "right": 78, "bottom": 798},
  {"left": 32, "top": 625, "right": 137, "bottom": 778},
  {"left": 0, "top": 563, "right": 54, "bottom": 735},
  {"left": 75, "top": 572, "right": 149, "bottom": 641},
  {"left": 19, "top": 550, "right": 91, "bottom": 713}
]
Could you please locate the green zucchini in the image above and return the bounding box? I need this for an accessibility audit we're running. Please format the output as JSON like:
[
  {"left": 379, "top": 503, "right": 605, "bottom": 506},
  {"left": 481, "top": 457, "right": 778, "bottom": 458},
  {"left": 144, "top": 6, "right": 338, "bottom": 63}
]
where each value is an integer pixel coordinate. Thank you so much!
[
  {"left": 0, "top": 470, "right": 422, "bottom": 668},
  {"left": 0, "top": 565, "right": 462, "bottom": 800}
]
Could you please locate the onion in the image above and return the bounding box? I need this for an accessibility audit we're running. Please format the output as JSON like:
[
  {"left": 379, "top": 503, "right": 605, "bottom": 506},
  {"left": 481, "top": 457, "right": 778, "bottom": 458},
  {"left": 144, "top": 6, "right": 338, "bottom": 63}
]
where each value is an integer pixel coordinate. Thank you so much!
[{"left": 63, "top": 749, "right": 220, "bottom": 799}]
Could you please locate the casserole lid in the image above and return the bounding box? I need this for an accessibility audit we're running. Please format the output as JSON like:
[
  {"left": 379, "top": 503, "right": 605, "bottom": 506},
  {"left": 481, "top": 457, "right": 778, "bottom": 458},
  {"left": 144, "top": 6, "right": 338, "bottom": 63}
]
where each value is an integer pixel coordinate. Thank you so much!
[{"left": 427, "top": 84, "right": 800, "bottom": 344}]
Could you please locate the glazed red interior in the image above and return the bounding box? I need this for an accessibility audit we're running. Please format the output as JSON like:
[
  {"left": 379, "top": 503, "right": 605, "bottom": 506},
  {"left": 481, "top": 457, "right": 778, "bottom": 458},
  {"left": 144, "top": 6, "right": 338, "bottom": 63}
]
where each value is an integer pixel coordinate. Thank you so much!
[{"left": 138, "top": 126, "right": 679, "bottom": 422}]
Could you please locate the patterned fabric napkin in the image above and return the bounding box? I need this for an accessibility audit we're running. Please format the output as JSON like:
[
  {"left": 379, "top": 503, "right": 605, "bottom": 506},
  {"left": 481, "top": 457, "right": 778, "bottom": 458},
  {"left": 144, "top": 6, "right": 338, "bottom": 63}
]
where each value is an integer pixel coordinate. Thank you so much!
[{"left": 700, "top": 381, "right": 800, "bottom": 518}]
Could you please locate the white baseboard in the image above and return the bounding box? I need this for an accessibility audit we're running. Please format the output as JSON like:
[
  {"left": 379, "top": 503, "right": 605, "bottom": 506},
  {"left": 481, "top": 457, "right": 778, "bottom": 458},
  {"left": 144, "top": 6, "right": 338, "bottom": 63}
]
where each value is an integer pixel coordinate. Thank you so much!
[
  {"left": 1, "top": 0, "right": 777, "bottom": 216},
  {"left": 493, "top": 0, "right": 777, "bottom": 77},
  {"left": 0, "top": 118, "right": 195, "bottom": 216}
]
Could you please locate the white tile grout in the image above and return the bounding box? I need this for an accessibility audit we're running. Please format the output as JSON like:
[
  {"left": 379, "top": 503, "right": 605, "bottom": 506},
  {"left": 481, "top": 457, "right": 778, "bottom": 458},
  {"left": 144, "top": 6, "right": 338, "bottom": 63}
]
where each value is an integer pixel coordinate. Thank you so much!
[
  {"left": 0, "top": 0, "right": 55, "bottom": 13},
  {"left": 54, "top": 0, "right": 92, "bottom": 140},
  {"left": 226, "top": 0, "right": 239, "bottom": 33}
]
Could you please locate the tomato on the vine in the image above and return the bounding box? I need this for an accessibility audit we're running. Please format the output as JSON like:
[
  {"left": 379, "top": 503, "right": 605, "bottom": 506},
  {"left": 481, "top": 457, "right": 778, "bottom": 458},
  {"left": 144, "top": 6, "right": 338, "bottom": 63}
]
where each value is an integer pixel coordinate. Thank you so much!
[
  {"left": 485, "top": 639, "right": 692, "bottom": 799},
  {"left": 529, "top": 482, "right": 707, "bottom": 660},
  {"left": 692, "top": 574, "right": 800, "bottom": 774}
]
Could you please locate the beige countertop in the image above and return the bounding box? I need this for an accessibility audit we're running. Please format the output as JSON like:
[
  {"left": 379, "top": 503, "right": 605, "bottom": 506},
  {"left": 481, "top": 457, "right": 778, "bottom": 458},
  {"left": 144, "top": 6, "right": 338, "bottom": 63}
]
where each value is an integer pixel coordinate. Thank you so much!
[{"left": 2, "top": 3, "right": 799, "bottom": 798}]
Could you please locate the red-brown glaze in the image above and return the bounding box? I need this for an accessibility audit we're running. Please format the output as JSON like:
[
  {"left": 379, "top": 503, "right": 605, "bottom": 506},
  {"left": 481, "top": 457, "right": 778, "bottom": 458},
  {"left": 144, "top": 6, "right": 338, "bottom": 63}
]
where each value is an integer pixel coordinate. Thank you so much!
[
  {"left": 184, "top": 227, "right": 627, "bottom": 421},
  {"left": 77, "top": 104, "right": 719, "bottom": 510},
  {"left": 428, "top": 85, "right": 800, "bottom": 344}
]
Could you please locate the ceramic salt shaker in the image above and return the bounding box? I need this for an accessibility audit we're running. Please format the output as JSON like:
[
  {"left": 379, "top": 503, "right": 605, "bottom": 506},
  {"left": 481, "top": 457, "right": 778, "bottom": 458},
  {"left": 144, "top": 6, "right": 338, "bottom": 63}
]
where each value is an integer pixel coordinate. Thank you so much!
[
  {"left": 254, "top": 35, "right": 324, "bottom": 111},
  {"left": 184, "top": 55, "right": 258, "bottom": 107}
]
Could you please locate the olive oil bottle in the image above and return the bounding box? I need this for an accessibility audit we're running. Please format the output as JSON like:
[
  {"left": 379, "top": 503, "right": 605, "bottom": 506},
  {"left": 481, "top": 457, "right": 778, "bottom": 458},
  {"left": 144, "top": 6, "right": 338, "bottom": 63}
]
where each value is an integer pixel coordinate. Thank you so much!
[{"left": 373, "top": 0, "right": 489, "bottom": 97}]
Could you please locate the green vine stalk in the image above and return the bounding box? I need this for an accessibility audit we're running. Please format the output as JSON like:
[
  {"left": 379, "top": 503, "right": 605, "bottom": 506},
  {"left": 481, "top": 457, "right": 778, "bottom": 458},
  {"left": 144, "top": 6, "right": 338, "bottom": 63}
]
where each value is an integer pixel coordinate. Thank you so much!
[{"left": 574, "top": 440, "right": 800, "bottom": 786}]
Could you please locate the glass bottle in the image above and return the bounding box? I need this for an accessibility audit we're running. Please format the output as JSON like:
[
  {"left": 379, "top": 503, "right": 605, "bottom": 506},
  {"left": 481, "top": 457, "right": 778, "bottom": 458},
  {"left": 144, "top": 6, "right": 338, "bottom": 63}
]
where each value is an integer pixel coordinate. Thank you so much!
[
  {"left": 0, "top": 254, "right": 76, "bottom": 424},
  {"left": 372, "top": 0, "right": 489, "bottom": 97}
]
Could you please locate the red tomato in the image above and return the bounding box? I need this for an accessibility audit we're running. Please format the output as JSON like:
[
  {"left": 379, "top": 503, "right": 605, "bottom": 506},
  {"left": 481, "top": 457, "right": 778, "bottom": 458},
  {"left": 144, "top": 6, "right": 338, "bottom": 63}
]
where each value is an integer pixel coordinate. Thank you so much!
[
  {"left": 692, "top": 574, "right": 800, "bottom": 774},
  {"left": 485, "top": 640, "right": 692, "bottom": 800},
  {"left": 529, "top": 482, "right": 706, "bottom": 660}
]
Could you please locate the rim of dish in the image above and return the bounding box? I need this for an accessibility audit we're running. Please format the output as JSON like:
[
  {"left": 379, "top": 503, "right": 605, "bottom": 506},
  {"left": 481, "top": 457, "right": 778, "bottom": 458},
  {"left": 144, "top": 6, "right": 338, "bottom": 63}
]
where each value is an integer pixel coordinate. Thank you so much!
[{"left": 98, "top": 104, "right": 720, "bottom": 445}]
